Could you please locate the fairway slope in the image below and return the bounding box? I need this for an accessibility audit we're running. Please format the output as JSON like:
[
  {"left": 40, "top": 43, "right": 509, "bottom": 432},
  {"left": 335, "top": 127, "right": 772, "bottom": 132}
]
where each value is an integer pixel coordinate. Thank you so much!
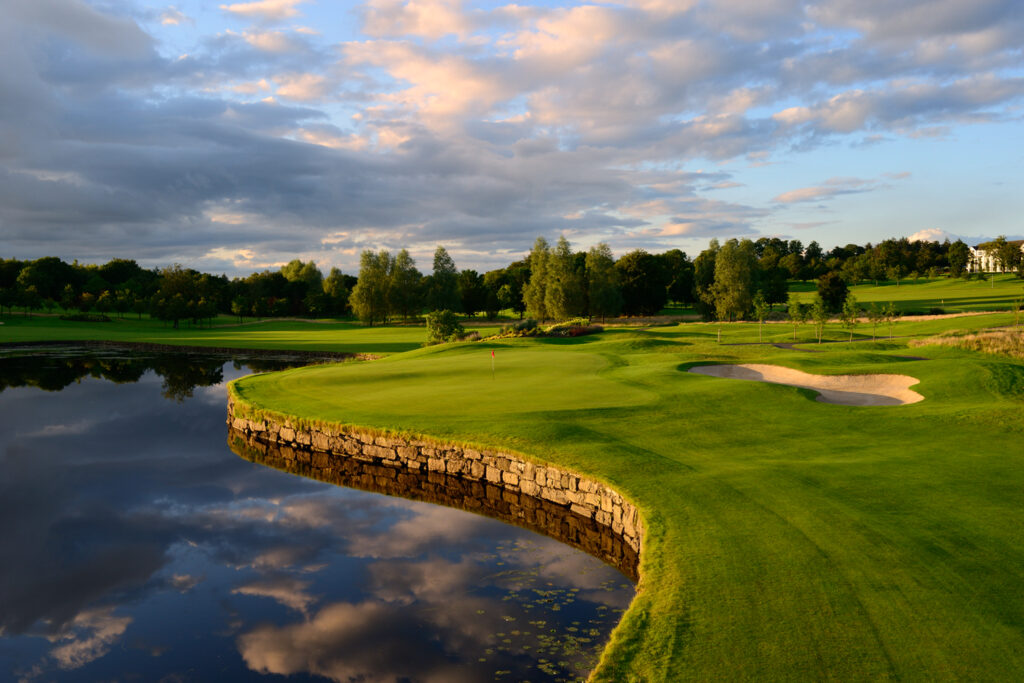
[{"left": 689, "top": 363, "right": 924, "bottom": 405}]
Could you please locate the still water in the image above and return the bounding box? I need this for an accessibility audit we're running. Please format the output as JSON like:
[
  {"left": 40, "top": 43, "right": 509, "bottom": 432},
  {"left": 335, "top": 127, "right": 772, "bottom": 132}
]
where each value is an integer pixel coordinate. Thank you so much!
[{"left": 0, "top": 347, "right": 633, "bottom": 682}]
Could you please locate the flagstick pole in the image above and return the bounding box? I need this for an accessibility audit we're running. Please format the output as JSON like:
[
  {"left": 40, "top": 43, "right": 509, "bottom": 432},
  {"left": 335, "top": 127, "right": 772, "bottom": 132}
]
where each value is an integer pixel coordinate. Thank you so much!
[{"left": 491, "top": 354, "right": 495, "bottom": 380}]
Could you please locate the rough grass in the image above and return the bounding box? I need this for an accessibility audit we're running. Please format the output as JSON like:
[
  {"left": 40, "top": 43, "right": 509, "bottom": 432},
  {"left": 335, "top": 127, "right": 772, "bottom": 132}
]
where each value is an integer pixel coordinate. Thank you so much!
[
  {"left": 232, "top": 315, "right": 1024, "bottom": 682},
  {"left": 912, "top": 328, "right": 1024, "bottom": 359}
]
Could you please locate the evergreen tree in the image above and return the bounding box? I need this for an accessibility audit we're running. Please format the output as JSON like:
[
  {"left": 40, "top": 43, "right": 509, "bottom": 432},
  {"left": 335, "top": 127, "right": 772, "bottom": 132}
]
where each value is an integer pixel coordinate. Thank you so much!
[
  {"left": 522, "top": 237, "right": 550, "bottom": 321},
  {"left": 586, "top": 242, "right": 622, "bottom": 322}
]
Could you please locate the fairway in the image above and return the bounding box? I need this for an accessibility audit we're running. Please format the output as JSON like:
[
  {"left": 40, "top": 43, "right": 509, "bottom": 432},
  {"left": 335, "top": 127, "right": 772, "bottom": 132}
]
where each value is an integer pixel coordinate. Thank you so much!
[
  {"left": 790, "top": 274, "right": 1024, "bottom": 313},
  {"left": 230, "top": 316, "right": 1024, "bottom": 681}
]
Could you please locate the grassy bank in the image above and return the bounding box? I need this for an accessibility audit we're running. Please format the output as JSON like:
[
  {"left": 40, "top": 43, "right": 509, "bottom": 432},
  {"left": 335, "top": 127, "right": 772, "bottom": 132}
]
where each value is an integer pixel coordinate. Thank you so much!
[{"left": 231, "top": 315, "right": 1024, "bottom": 681}]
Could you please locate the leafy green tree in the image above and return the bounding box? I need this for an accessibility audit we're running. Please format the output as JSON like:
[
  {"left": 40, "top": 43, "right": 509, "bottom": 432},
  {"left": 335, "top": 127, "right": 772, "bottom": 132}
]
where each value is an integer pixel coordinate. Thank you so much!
[
  {"left": 350, "top": 250, "right": 393, "bottom": 325},
  {"left": 458, "top": 269, "right": 487, "bottom": 318},
  {"left": 152, "top": 264, "right": 196, "bottom": 328},
  {"left": 840, "top": 293, "right": 860, "bottom": 341},
  {"left": 389, "top": 249, "right": 422, "bottom": 321},
  {"left": 586, "top": 242, "right": 622, "bottom": 322},
  {"left": 693, "top": 240, "right": 720, "bottom": 320},
  {"left": 231, "top": 296, "right": 250, "bottom": 323},
  {"left": 787, "top": 294, "right": 807, "bottom": 341},
  {"left": 662, "top": 249, "right": 695, "bottom": 305},
  {"left": 523, "top": 237, "right": 551, "bottom": 321},
  {"left": 810, "top": 295, "right": 829, "bottom": 344},
  {"left": 866, "top": 302, "right": 884, "bottom": 340},
  {"left": 425, "top": 309, "right": 464, "bottom": 344},
  {"left": 753, "top": 292, "right": 770, "bottom": 342},
  {"left": 711, "top": 238, "right": 757, "bottom": 322},
  {"left": 323, "top": 267, "right": 351, "bottom": 316},
  {"left": 816, "top": 271, "right": 849, "bottom": 313},
  {"left": 427, "top": 246, "right": 461, "bottom": 312},
  {"left": 616, "top": 249, "right": 669, "bottom": 316},
  {"left": 545, "top": 236, "right": 585, "bottom": 320},
  {"left": 884, "top": 302, "right": 899, "bottom": 339}
]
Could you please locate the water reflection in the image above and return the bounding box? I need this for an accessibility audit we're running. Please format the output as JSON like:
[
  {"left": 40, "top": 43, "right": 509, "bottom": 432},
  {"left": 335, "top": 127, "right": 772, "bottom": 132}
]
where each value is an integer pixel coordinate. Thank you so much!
[{"left": 0, "top": 348, "right": 633, "bottom": 681}]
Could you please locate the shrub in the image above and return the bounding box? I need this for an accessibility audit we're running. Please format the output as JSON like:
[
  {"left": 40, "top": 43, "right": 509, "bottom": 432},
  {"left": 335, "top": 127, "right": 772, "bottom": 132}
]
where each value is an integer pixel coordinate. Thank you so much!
[
  {"left": 425, "top": 309, "right": 464, "bottom": 344},
  {"left": 497, "top": 319, "right": 539, "bottom": 337},
  {"left": 545, "top": 318, "right": 604, "bottom": 338}
]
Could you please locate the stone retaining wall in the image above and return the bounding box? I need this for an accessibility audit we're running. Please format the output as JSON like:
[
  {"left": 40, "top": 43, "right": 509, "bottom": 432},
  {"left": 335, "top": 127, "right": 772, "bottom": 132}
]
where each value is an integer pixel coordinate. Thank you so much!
[{"left": 227, "top": 395, "right": 643, "bottom": 573}]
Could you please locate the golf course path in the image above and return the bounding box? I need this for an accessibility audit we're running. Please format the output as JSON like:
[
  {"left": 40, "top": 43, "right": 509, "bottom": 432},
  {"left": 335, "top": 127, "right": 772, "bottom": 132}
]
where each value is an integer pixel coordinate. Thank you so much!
[{"left": 689, "top": 363, "right": 924, "bottom": 406}]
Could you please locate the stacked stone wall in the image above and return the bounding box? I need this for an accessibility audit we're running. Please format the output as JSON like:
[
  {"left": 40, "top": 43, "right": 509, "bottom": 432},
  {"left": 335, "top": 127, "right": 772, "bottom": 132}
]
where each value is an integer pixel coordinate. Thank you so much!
[{"left": 227, "top": 396, "right": 643, "bottom": 574}]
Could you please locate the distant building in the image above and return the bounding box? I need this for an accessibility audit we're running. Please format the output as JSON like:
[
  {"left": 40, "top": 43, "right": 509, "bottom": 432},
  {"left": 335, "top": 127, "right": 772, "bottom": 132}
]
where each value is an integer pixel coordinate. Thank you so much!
[{"left": 969, "top": 239, "right": 1024, "bottom": 273}]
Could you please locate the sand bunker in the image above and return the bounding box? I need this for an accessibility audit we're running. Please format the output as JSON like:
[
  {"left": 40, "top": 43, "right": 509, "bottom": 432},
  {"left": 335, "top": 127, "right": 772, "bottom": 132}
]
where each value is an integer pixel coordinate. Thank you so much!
[{"left": 689, "top": 363, "right": 923, "bottom": 406}]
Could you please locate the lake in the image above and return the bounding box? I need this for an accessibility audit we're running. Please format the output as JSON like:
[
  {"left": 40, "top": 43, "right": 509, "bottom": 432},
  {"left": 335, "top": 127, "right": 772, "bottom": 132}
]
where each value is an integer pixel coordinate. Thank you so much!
[{"left": 0, "top": 346, "right": 633, "bottom": 682}]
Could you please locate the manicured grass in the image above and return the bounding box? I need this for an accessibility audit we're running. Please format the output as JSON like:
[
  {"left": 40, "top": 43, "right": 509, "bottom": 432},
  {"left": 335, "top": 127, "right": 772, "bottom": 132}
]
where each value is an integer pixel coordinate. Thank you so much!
[
  {"left": 232, "top": 316, "right": 1024, "bottom": 681},
  {"left": 0, "top": 315, "right": 488, "bottom": 355},
  {"left": 790, "top": 274, "right": 1024, "bottom": 313}
]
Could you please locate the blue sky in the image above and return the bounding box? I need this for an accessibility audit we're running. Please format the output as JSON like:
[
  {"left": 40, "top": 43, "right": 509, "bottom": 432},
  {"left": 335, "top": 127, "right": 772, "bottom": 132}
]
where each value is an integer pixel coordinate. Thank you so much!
[{"left": 2, "top": 0, "right": 1022, "bottom": 276}]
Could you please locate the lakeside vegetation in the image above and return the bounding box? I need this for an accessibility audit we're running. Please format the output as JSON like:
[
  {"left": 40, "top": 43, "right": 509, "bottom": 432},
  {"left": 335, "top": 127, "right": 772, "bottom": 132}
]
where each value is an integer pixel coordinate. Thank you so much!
[{"left": 227, "top": 311, "right": 1024, "bottom": 681}]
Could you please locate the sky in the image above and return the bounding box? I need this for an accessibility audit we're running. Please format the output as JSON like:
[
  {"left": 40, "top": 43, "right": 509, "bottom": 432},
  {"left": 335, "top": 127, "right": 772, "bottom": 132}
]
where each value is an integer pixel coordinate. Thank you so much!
[{"left": 1, "top": 0, "right": 1022, "bottom": 277}]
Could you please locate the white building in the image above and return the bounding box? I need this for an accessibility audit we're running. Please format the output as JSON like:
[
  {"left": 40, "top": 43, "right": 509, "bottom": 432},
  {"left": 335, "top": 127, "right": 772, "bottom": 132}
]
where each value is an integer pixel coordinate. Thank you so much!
[{"left": 969, "top": 240, "right": 1024, "bottom": 273}]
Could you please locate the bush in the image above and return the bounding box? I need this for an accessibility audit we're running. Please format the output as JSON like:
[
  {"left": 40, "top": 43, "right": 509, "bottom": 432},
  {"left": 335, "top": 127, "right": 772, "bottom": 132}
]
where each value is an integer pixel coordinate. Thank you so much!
[
  {"left": 545, "top": 318, "right": 604, "bottom": 338},
  {"left": 425, "top": 309, "right": 465, "bottom": 344},
  {"left": 497, "top": 319, "right": 539, "bottom": 337}
]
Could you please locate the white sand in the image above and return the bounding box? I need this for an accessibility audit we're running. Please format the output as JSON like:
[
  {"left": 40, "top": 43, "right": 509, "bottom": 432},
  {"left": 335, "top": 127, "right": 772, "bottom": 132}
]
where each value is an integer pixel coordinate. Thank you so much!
[{"left": 689, "top": 363, "right": 924, "bottom": 406}]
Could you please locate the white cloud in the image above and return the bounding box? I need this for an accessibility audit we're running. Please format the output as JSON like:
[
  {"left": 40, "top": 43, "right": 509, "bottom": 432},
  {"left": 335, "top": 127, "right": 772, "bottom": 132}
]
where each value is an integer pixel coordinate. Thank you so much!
[
  {"left": 220, "top": 0, "right": 307, "bottom": 22},
  {"left": 48, "top": 608, "right": 132, "bottom": 670}
]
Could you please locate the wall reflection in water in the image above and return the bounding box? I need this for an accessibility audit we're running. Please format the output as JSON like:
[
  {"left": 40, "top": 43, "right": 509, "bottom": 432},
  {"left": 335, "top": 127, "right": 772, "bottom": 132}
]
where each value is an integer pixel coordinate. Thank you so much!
[{"left": 0, "top": 348, "right": 634, "bottom": 682}]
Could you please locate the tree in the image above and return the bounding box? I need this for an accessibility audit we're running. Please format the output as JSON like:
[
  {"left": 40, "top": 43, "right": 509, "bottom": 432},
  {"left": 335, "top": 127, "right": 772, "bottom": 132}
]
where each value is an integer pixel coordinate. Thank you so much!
[
  {"left": 810, "top": 295, "right": 829, "bottom": 344},
  {"left": 427, "top": 247, "right": 461, "bottom": 312},
  {"left": 350, "top": 250, "right": 392, "bottom": 325},
  {"left": 389, "top": 250, "right": 422, "bottom": 321},
  {"left": 545, "top": 236, "right": 585, "bottom": 320},
  {"left": 458, "top": 269, "right": 487, "bottom": 318},
  {"left": 787, "top": 294, "right": 807, "bottom": 342},
  {"left": 840, "top": 293, "right": 860, "bottom": 342},
  {"left": 948, "top": 240, "right": 970, "bottom": 277},
  {"left": 617, "top": 249, "right": 669, "bottom": 316},
  {"left": 866, "top": 303, "right": 884, "bottom": 341},
  {"left": 152, "top": 264, "right": 196, "bottom": 328},
  {"left": 586, "top": 242, "right": 622, "bottom": 322},
  {"left": 522, "top": 237, "right": 551, "bottom": 321},
  {"left": 425, "top": 309, "right": 464, "bottom": 344},
  {"left": 662, "top": 249, "right": 694, "bottom": 305},
  {"left": 323, "top": 267, "right": 351, "bottom": 316},
  {"left": 693, "top": 240, "right": 720, "bottom": 320},
  {"left": 884, "top": 302, "right": 899, "bottom": 339},
  {"left": 816, "top": 271, "right": 849, "bottom": 313},
  {"left": 753, "top": 292, "right": 770, "bottom": 342},
  {"left": 710, "top": 239, "right": 757, "bottom": 322}
]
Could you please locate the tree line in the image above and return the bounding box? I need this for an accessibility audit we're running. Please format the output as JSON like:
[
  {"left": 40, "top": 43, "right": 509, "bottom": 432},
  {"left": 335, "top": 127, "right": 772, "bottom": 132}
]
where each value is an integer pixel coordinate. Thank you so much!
[{"left": 1, "top": 234, "right": 1015, "bottom": 327}]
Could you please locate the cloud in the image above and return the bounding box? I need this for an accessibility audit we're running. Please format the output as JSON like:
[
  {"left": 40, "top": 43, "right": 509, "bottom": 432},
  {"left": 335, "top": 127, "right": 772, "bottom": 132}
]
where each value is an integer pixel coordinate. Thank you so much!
[
  {"left": 160, "top": 6, "right": 193, "bottom": 26},
  {"left": 774, "top": 176, "right": 879, "bottom": 203},
  {"left": 220, "top": 0, "right": 307, "bottom": 22},
  {"left": 233, "top": 577, "right": 319, "bottom": 615},
  {"left": 908, "top": 228, "right": 955, "bottom": 242},
  {"left": 48, "top": 608, "right": 133, "bottom": 670}
]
